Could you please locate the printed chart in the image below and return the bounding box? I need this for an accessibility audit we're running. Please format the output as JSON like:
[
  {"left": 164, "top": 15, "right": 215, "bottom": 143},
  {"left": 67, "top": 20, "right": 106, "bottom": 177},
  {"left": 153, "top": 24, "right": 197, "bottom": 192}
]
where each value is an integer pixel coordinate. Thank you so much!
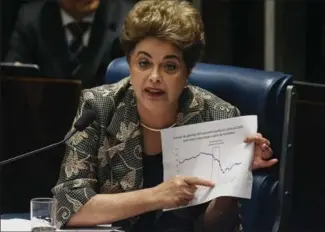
[
  {"left": 161, "top": 115, "right": 258, "bottom": 209},
  {"left": 175, "top": 146, "right": 242, "bottom": 185}
]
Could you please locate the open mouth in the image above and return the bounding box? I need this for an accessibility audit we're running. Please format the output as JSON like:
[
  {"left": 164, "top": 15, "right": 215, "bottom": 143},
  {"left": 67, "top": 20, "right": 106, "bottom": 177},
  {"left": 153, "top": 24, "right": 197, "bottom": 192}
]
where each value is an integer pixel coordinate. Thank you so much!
[{"left": 144, "top": 88, "right": 166, "bottom": 97}]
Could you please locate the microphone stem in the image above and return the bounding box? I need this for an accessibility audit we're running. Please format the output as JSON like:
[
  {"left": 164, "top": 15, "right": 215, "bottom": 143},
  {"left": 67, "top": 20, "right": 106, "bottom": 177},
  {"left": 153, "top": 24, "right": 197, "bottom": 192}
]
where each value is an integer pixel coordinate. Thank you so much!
[{"left": 0, "top": 129, "right": 77, "bottom": 167}]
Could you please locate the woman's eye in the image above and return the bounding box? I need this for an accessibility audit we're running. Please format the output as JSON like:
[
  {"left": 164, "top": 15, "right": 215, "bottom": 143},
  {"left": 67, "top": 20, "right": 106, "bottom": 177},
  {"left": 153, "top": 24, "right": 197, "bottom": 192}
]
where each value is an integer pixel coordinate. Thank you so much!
[
  {"left": 138, "top": 60, "right": 150, "bottom": 68},
  {"left": 165, "top": 64, "right": 177, "bottom": 71}
]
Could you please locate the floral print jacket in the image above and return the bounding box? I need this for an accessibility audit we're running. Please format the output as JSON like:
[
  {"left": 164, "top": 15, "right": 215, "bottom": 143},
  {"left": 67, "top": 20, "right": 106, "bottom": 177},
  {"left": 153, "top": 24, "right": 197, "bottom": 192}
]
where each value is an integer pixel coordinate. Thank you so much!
[{"left": 51, "top": 77, "right": 241, "bottom": 230}]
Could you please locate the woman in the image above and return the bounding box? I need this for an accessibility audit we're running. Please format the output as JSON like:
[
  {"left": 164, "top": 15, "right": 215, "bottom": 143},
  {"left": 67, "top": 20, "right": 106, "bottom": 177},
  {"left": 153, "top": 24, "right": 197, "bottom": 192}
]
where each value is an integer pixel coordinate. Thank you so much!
[{"left": 52, "top": 0, "right": 277, "bottom": 231}]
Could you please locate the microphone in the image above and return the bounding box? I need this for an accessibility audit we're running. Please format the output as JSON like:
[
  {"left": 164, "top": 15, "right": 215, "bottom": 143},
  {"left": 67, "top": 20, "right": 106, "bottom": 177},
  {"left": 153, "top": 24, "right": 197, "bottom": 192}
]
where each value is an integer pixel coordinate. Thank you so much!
[{"left": 0, "top": 110, "right": 96, "bottom": 167}]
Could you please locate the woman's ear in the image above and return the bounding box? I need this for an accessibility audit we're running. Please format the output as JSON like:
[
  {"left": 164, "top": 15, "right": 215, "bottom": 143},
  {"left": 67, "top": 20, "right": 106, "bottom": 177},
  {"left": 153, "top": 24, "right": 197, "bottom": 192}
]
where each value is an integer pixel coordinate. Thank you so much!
[{"left": 184, "top": 79, "right": 189, "bottom": 89}]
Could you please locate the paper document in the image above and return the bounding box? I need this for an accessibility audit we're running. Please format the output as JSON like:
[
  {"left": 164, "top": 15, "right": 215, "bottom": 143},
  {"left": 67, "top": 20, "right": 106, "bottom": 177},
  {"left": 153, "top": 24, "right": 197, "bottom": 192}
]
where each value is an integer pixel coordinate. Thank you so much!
[
  {"left": 161, "top": 115, "right": 257, "bottom": 210},
  {"left": 1, "top": 218, "right": 31, "bottom": 231},
  {"left": 0, "top": 218, "right": 122, "bottom": 232}
]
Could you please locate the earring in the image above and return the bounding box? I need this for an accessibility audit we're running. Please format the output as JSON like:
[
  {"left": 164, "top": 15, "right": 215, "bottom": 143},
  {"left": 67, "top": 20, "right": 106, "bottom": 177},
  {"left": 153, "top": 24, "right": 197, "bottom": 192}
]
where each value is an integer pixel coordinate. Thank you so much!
[{"left": 184, "top": 80, "right": 189, "bottom": 89}]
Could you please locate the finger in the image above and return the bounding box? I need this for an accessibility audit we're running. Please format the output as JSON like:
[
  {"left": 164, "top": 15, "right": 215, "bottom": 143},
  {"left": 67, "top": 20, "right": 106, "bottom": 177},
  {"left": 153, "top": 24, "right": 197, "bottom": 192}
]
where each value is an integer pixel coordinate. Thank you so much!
[
  {"left": 177, "top": 198, "right": 190, "bottom": 207},
  {"left": 261, "top": 143, "right": 271, "bottom": 151},
  {"left": 262, "top": 145, "right": 273, "bottom": 159},
  {"left": 182, "top": 189, "right": 195, "bottom": 201},
  {"left": 244, "top": 134, "right": 270, "bottom": 145},
  {"left": 257, "top": 137, "right": 270, "bottom": 145},
  {"left": 187, "top": 185, "right": 197, "bottom": 194},
  {"left": 259, "top": 158, "right": 278, "bottom": 168},
  {"left": 262, "top": 151, "right": 272, "bottom": 160},
  {"left": 183, "top": 176, "right": 215, "bottom": 187},
  {"left": 244, "top": 133, "right": 262, "bottom": 143},
  {"left": 184, "top": 185, "right": 197, "bottom": 195},
  {"left": 248, "top": 136, "right": 270, "bottom": 145}
]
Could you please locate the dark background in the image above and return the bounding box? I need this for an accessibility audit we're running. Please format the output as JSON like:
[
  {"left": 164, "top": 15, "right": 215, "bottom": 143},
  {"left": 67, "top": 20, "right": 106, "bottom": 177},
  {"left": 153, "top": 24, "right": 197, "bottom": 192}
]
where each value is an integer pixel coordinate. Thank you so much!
[{"left": 1, "top": 1, "right": 325, "bottom": 231}]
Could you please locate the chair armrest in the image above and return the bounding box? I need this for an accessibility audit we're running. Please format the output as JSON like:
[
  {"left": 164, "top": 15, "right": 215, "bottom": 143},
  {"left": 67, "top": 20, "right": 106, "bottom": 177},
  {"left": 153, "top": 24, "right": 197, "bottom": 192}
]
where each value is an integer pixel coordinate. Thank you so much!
[{"left": 240, "top": 172, "right": 278, "bottom": 232}]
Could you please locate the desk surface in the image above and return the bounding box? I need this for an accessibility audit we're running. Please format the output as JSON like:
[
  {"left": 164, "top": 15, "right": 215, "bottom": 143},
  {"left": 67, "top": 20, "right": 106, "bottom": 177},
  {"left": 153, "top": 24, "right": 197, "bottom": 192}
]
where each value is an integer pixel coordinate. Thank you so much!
[
  {"left": 1, "top": 213, "right": 30, "bottom": 219},
  {"left": 1, "top": 213, "right": 124, "bottom": 231}
]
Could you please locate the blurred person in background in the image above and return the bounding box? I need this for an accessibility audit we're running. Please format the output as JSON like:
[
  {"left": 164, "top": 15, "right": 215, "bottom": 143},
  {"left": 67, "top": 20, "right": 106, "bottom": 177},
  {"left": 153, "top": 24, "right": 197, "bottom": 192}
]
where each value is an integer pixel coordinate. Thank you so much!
[{"left": 5, "top": 0, "right": 133, "bottom": 88}]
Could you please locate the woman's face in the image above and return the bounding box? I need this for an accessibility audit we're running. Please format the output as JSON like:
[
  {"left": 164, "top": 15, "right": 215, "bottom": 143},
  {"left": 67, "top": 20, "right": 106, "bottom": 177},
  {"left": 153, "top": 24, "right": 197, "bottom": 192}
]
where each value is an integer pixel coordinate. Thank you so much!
[
  {"left": 60, "top": 0, "right": 100, "bottom": 14},
  {"left": 129, "top": 37, "right": 188, "bottom": 114}
]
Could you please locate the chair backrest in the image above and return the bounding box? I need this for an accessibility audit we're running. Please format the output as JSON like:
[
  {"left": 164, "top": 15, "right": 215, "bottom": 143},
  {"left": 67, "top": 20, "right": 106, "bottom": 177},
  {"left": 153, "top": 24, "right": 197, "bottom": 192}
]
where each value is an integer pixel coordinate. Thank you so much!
[
  {"left": 106, "top": 57, "right": 292, "bottom": 159},
  {"left": 105, "top": 57, "right": 294, "bottom": 232}
]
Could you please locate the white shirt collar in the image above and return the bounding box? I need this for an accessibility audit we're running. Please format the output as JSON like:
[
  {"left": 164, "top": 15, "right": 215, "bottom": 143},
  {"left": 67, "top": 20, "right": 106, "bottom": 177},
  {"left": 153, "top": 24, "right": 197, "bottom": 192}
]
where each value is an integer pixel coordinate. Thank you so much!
[
  {"left": 60, "top": 9, "right": 94, "bottom": 26},
  {"left": 60, "top": 9, "right": 94, "bottom": 46}
]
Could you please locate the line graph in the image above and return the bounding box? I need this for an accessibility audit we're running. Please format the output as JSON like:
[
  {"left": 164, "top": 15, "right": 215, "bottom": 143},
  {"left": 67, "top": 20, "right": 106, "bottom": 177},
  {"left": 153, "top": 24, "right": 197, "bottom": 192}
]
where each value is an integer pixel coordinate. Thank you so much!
[
  {"left": 177, "top": 151, "right": 241, "bottom": 174},
  {"left": 174, "top": 147, "right": 242, "bottom": 184}
]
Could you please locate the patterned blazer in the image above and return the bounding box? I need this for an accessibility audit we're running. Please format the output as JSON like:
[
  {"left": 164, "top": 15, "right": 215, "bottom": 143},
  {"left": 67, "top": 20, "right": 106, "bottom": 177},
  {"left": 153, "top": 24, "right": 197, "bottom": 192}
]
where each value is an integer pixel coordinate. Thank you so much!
[{"left": 51, "top": 77, "right": 241, "bottom": 229}]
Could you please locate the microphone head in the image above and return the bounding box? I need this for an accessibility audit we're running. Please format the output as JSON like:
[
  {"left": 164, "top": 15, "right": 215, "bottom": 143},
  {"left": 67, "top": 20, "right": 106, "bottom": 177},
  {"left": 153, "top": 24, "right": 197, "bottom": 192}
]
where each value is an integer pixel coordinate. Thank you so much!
[{"left": 74, "top": 110, "right": 96, "bottom": 131}]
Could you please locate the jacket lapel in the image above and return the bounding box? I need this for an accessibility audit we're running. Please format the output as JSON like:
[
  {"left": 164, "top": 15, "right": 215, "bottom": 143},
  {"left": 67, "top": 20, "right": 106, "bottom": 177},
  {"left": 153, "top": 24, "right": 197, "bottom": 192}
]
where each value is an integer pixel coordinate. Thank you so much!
[
  {"left": 176, "top": 86, "right": 206, "bottom": 126},
  {"left": 74, "top": 0, "right": 121, "bottom": 86},
  {"left": 39, "top": 1, "right": 71, "bottom": 76},
  {"left": 106, "top": 83, "right": 143, "bottom": 192}
]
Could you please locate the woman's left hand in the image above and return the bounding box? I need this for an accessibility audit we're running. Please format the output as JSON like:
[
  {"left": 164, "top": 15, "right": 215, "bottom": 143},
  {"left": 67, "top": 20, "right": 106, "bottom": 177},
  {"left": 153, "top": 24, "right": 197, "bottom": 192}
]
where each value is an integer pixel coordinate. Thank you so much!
[{"left": 244, "top": 133, "right": 278, "bottom": 170}]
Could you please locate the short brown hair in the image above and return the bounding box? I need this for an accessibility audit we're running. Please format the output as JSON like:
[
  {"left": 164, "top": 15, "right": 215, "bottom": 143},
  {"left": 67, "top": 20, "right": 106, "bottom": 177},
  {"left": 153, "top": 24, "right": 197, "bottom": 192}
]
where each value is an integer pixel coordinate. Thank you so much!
[{"left": 120, "top": 0, "right": 205, "bottom": 70}]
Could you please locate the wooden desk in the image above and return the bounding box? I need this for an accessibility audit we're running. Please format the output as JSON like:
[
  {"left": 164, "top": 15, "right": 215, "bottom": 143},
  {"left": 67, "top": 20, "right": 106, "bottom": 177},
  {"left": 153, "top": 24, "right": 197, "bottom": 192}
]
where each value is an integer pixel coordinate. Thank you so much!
[{"left": 0, "top": 76, "right": 81, "bottom": 213}]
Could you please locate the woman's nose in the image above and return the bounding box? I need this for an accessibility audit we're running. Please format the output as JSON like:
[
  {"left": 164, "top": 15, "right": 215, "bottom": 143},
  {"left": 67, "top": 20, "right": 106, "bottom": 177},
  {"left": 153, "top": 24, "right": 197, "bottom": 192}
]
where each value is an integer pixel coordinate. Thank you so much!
[{"left": 148, "top": 68, "right": 161, "bottom": 83}]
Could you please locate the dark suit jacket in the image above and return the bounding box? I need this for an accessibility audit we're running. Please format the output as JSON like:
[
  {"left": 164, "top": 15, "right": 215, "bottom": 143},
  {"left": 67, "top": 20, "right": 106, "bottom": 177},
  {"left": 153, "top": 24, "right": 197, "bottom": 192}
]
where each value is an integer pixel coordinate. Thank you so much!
[{"left": 5, "top": 0, "right": 133, "bottom": 88}]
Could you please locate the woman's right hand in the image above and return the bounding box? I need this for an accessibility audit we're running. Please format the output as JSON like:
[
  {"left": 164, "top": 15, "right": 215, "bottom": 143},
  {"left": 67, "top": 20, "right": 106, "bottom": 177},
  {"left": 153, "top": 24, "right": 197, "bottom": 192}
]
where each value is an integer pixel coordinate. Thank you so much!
[{"left": 152, "top": 176, "right": 215, "bottom": 209}]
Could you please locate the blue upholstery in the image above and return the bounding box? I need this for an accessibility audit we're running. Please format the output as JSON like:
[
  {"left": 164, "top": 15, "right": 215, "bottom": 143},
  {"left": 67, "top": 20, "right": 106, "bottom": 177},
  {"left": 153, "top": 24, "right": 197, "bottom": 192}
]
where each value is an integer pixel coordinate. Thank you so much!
[{"left": 105, "top": 57, "right": 293, "bottom": 232}]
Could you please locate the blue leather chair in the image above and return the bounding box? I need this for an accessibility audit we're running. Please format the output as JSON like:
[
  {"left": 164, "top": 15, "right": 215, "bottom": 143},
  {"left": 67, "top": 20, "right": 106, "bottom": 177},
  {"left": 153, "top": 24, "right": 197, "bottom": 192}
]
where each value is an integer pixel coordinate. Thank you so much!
[{"left": 105, "top": 57, "right": 296, "bottom": 232}]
